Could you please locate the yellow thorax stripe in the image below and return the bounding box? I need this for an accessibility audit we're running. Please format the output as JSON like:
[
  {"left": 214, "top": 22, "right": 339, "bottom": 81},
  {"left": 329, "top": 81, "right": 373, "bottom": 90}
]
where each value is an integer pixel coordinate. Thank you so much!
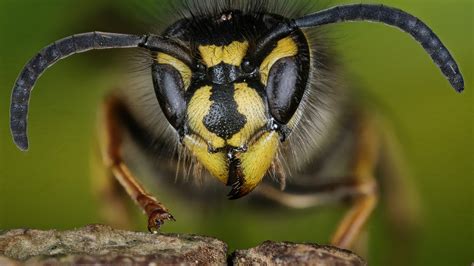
[
  {"left": 198, "top": 41, "right": 249, "bottom": 67},
  {"left": 260, "top": 37, "right": 298, "bottom": 85},
  {"left": 157, "top": 53, "right": 192, "bottom": 90}
]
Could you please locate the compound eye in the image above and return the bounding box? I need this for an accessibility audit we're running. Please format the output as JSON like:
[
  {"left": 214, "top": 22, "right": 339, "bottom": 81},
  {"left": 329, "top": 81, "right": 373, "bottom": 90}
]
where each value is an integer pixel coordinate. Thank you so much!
[
  {"left": 266, "top": 57, "right": 303, "bottom": 124},
  {"left": 152, "top": 63, "right": 186, "bottom": 130},
  {"left": 241, "top": 59, "right": 256, "bottom": 74}
]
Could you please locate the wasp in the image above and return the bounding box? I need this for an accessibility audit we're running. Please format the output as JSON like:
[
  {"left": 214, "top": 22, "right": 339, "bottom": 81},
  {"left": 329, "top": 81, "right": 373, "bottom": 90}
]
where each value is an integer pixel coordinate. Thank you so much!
[{"left": 9, "top": 1, "right": 464, "bottom": 250}]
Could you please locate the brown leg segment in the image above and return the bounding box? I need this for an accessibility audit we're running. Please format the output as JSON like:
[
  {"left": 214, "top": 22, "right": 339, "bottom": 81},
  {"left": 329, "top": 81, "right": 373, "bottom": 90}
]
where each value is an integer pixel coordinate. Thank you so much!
[
  {"left": 90, "top": 131, "right": 133, "bottom": 229},
  {"left": 330, "top": 114, "right": 380, "bottom": 249},
  {"left": 100, "top": 95, "right": 174, "bottom": 233},
  {"left": 256, "top": 180, "right": 365, "bottom": 209},
  {"left": 330, "top": 182, "right": 377, "bottom": 249},
  {"left": 90, "top": 158, "right": 134, "bottom": 229}
]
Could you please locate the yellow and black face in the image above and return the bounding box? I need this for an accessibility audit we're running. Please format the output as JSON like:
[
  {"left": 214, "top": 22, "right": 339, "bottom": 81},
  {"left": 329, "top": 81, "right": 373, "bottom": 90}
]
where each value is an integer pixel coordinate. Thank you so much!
[{"left": 151, "top": 11, "right": 310, "bottom": 198}]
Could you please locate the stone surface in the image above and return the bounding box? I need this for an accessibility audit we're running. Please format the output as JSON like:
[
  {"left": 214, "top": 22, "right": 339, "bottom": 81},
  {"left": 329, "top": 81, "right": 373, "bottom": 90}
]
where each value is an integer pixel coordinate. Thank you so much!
[
  {"left": 0, "top": 225, "right": 366, "bottom": 265},
  {"left": 231, "top": 241, "right": 366, "bottom": 266},
  {"left": 0, "top": 224, "right": 227, "bottom": 265}
]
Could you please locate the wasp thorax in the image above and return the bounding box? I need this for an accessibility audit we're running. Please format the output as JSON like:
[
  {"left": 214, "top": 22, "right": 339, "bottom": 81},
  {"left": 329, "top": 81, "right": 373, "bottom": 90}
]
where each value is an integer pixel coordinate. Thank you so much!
[{"left": 151, "top": 10, "right": 310, "bottom": 198}]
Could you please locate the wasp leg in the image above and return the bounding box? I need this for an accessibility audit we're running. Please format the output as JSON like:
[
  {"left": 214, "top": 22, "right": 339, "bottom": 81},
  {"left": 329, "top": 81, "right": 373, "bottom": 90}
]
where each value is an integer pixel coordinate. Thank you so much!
[
  {"left": 330, "top": 114, "right": 380, "bottom": 249},
  {"left": 100, "top": 95, "right": 174, "bottom": 233},
  {"left": 257, "top": 113, "right": 379, "bottom": 249},
  {"left": 330, "top": 182, "right": 377, "bottom": 249},
  {"left": 256, "top": 180, "right": 367, "bottom": 209},
  {"left": 90, "top": 152, "right": 134, "bottom": 230}
]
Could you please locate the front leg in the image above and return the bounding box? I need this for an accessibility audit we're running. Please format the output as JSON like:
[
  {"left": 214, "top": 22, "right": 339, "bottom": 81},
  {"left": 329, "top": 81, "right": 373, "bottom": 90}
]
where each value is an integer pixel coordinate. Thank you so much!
[{"left": 100, "top": 95, "right": 175, "bottom": 233}]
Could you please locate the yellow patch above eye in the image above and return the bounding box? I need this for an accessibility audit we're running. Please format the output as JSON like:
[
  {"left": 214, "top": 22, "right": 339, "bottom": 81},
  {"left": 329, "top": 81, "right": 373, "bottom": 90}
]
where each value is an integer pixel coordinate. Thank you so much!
[
  {"left": 260, "top": 37, "right": 298, "bottom": 85},
  {"left": 157, "top": 53, "right": 192, "bottom": 90},
  {"left": 199, "top": 41, "right": 249, "bottom": 67}
]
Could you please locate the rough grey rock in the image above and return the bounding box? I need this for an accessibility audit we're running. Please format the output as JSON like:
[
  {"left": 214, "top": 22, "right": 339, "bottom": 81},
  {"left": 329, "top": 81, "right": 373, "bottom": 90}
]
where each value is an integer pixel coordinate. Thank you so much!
[
  {"left": 0, "top": 225, "right": 366, "bottom": 265},
  {"left": 231, "top": 241, "right": 366, "bottom": 266},
  {"left": 0, "top": 224, "right": 227, "bottom": 265}
]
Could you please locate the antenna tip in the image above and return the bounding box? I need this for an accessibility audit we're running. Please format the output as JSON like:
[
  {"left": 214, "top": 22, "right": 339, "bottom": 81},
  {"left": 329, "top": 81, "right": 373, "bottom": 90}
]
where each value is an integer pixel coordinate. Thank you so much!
[
  {"left": 13, "top": 134, "right": 29, "bottom": 151},
  {"left": 451, "top": 73, "right": 465, "bottom": 93}
]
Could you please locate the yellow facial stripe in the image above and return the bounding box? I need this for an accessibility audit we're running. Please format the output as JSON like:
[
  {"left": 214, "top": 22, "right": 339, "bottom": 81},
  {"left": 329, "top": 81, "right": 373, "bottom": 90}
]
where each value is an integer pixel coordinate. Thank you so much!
[
  {"left": 260, "top": 37, "right": 298, "bottom": 85},
  {"left": 239, "top": 131, "right": 280, "bottom": 194},
  {"left": 157, "top": 53, "right": 192, "bottom": 90},
  {"left": 227, "top": 83, "right": 266, "bottom": 147},
  {"left": 183, "top": 135, "right": 228, "bottom": 184},
  {"left": 198, "top": 41, "right": 249, "bottom": 67},
  {"left": 186, "top": 86, "right": 226, "bottom": 148}
]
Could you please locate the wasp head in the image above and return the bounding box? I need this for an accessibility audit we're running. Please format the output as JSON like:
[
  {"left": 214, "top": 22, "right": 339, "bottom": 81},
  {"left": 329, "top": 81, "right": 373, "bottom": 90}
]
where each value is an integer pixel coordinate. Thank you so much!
[{"left": 151, "top": 11, "right": 310, "bottom": 198}]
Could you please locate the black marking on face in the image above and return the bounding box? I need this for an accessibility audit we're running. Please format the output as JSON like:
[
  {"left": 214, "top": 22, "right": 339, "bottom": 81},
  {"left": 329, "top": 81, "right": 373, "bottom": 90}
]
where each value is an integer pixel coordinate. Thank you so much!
[
  {"left": 203, "top": 84, "right": 247, "bottom": 140},
  {"left": 208, "top": 63, "right": 240, "bottom": 85}
]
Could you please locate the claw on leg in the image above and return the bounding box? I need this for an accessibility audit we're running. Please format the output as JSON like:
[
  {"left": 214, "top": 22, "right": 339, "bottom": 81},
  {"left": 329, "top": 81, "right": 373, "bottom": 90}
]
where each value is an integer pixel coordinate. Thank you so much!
[
  {"left": 137, "top": 194, "right": 175, "bottom": 233},
  {"left": 147, "top": 210, "right": 176, "bottom": 234}
]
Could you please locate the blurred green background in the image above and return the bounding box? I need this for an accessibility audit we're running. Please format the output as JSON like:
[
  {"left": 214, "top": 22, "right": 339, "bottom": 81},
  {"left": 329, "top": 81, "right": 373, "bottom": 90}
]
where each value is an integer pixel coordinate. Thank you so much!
[{"left": 0, "top": 0, "right": 472, "bottom": 265}]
